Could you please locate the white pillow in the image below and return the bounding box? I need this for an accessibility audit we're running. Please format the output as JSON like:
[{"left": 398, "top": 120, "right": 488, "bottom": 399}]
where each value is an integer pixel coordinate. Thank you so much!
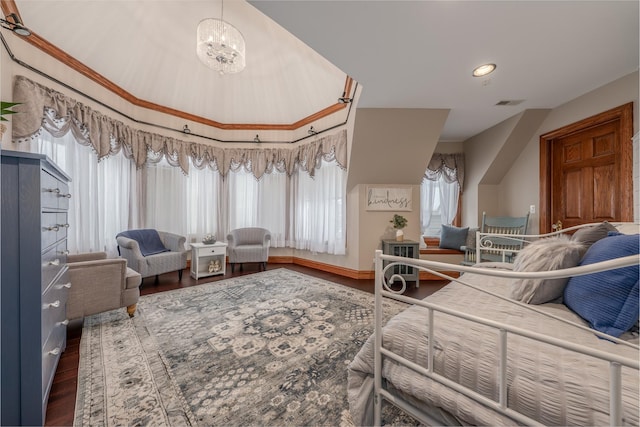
[
  {"left": 615, "top": 223, "right": 640, "bottom": 235},
  {"left": 510, "top": 235, "right": 584, "bottom": 304}
]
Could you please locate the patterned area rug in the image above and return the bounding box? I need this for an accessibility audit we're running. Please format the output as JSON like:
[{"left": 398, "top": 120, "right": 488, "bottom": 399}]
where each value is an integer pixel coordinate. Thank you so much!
[{"left": 73, "top": 268, "right": 408, "bottom": 426}]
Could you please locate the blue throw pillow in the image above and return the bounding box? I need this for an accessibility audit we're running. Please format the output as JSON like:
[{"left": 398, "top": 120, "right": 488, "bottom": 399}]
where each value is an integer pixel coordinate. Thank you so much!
[
  {"left": 439, "top": 225, "right": 469, "bottom": 250},
  {"left": 563, "top": 233, "right": 639, "bottom": 337}
]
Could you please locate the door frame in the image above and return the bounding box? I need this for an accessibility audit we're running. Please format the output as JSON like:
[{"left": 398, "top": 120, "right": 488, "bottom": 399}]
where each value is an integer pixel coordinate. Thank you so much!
[{"left": 539, "top": 102, "right": 634, "bottom": 233}]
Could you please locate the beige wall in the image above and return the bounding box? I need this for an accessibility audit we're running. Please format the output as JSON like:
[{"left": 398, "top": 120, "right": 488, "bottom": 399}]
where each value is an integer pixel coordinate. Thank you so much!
[
  {"left": 345, "top": 108, "right": 448, "bottom": 270},
  {"left": 497, "top": 71, "right": 639, "bottom": 234},
  {"left": 347, "top": 108, "right": 449, "bottom": 190},
  {"left": 461, "top": 72, "right": 638, "bottom": 233}
]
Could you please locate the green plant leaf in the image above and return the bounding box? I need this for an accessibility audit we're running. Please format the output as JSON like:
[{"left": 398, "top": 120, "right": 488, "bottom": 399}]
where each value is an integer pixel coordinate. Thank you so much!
[
  {"left": 0, "top": 101, "right": 20, "bottom": 122},
  {"left": 1, "top": 101, "right": 20, "bottom": 109}
]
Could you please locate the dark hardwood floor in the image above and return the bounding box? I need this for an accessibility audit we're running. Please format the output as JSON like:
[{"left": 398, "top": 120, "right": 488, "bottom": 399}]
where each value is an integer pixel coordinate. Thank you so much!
[{"left": 45, "top": 263, "right": 448, "bottom": 426}]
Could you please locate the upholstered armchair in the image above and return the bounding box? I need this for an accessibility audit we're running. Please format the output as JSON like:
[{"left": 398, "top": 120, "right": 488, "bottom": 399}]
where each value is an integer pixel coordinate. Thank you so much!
[
  {"left": 227, "top": 227, "right": 271, "bottom": 272},
  {"left": 116, "top": 229, "right": 188, "bottom": 282},
  {"left": 66, "top": 252, "right": 142, "bottom": 319}
]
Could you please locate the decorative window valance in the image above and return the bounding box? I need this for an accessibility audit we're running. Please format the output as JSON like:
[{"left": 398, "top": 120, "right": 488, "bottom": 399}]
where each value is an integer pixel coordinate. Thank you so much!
[
  {"left": 12, "top": 75, "right": 347, "bottom": 178},
  {"left": 424, "top": 152, "right": 464, "bottom": 190}
]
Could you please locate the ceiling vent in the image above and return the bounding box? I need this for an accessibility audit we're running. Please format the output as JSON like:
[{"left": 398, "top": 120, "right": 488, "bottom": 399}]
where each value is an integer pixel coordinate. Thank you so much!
[{"left": 495, "top": 100, "right": 525, "bottom": 106}]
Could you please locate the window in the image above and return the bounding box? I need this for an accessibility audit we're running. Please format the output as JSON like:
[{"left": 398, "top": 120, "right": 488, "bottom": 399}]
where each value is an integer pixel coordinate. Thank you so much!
[
  {"left": 33, "top": 131, "right": 140, "bottom": 255},
  {"left": 420, "top": 153, "right": 464, "bottom": 238},
  {"left": 145, "top": 158, "right": 223, "bottom": 244},
  {"left": 421, "top": 176, "right": 459, "bottom": 237},
  {"left": 227, "top": 167, "right": 287, "bottom": 247},
  {"left": 290, "top": 160, "right": 346, "bottom": 255},
  {"left": 30, "top": 129, "right": 346, "bottom": 256}
]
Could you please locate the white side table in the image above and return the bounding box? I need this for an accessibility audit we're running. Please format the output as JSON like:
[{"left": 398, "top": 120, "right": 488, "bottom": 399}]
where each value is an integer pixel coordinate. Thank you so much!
[{"left": 190, "top": 242, "right": 228, "bottom": 279}]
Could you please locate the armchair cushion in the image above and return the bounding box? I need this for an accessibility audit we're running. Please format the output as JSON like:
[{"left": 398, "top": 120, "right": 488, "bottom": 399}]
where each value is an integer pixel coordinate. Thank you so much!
[{"left": 116, "top": 229, "right": 168, "bottom": 256}]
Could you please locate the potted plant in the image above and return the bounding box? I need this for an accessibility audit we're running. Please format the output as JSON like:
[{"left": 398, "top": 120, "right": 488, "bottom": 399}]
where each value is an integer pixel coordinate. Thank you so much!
[
  {"left": 0, "top": 101, "right": 20, "bottom": 138},
  {"left": 390, "top": 214, "right": 408, "bottom": 241}
]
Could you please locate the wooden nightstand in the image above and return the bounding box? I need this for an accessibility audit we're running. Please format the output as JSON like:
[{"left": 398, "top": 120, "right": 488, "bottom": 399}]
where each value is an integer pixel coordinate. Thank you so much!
[{"left": 190, "top": 242, "right": 228, "bottom": 279}]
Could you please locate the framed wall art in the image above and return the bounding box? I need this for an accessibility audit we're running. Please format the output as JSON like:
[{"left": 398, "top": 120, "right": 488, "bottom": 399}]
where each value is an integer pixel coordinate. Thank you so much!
[{"left": 366, "top": 186, "right": 412, "bottom": 211}]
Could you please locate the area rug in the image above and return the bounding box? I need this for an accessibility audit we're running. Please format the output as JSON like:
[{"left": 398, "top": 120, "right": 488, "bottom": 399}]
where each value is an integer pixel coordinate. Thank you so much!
[{"left": 73, "top": 268, "right": 409, "bottom": 426}]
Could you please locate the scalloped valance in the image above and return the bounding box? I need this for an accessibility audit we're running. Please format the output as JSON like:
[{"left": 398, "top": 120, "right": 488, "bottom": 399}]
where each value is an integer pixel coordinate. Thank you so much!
[
  {"left": 424, "top": 152, "right": 464, "bottom": 190},
  {"left": 12, "top": 75, "right": 347, "bottom": 178}
]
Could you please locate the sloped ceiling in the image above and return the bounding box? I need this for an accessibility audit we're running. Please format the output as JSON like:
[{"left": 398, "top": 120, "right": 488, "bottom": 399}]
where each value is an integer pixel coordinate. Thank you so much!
[{"left": 2, "top": 0, "right": 639, "bottom": 143}]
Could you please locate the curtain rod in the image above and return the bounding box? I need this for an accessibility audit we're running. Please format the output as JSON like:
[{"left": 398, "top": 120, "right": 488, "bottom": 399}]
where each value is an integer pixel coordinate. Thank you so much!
[{"left": 0, "top": 31, "right": 356, "bottom": 144}]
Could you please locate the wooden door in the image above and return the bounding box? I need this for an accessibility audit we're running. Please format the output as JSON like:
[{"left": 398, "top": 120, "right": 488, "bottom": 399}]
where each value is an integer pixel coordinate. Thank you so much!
[{"left": 540, "top": 103, "right": 633, "bottom": 233}]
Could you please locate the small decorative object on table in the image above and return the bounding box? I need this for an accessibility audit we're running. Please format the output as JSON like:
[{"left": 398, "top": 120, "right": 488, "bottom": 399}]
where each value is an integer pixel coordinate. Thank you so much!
[
  {"left": 390, "top": 214, "right": 408, "bottom": 241},
  {"left": 208, "top": 259, "right": 221, "bottom": 273},
  {"left": 202, "top": 234, "right": 216, "bottom": 244}
]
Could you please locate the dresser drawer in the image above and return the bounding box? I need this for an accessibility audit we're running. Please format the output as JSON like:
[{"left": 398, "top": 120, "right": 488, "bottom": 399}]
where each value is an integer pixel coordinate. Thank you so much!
[
  {"left": 41, "top": 274, "right": 69, "bottom": 348},
  {"left": 42, "top": 241, "right": 67, "bottom": 291},
  {"left": 41, "top": 320, "right": 66, "bottom": 408},
  {"left": 41, "top": 212, "right": 69, "bottom": 250},
  {"left": 41, "top": 171, "right": 70, "bottom": 209}
]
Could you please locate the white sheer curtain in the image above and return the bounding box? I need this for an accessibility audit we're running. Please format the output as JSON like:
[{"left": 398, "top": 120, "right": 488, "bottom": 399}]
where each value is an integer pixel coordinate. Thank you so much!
[
  {"left": 290, "top": 160, "right": 346, "bottom": 255},
  {"left": 226, "top": 167, "right": 287, "bottom": 247},
  {"left": 30, "top": 131, "right": 140, "bottom": 256},
  {"left": 421, "top": 175, "right": 460, "bottom": 236},
  {"left": 145, "top": 158, "right": 223, "bottom": 244},
  {"left": 27, "top": 127, "right": 346, "bottom": 256}
]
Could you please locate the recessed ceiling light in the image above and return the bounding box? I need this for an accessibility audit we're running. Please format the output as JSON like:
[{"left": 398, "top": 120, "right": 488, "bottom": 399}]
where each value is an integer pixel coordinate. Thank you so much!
[{"left": 472, "top": 63, "right": 496, "bottom": 77}]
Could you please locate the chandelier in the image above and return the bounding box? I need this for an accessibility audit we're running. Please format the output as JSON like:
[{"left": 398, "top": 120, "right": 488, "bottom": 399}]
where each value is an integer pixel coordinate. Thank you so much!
[{"left": 196, "top": 0, "right": 246, "bottom": 75}]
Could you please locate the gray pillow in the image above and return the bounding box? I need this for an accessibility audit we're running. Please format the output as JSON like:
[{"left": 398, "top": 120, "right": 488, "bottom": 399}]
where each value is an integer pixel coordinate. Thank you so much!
[
  {"left": 464, "top": 227, "right": 479, "bottom": 249},
  {"left": 439, "top": 225, "right": 469, "bottom": 250},
  {"left": 510, "top": 235, "right": 584, "bottom": 304},
  {"left": 571, "top": 221, "right": 617, "bottom": 255}
]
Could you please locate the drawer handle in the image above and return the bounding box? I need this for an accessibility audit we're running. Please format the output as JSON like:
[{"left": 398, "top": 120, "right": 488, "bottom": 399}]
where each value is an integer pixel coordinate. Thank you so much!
[
  {"left": 47, "top": 348, "right": 61, "bottom": 356},
  {"left": 59, "top": 193, "right": 72, "bottom": 199},
  {"left": 46, "top": 259, "right": 60, "bottom": 266},
  {"left": 43, "top": 300, "right": 61, "bottom": 309},
  {"left": 46, "top": 188, "right": 61, "bottom": 194},
  {"left": 57, "top": 319, "right": 70, "bottom": 326},
  {"left": 56, "top": 282, "right": 71, "bottom": 290},
  {"left": 46, "top": 225, "right": 60, "bottom": 232}
]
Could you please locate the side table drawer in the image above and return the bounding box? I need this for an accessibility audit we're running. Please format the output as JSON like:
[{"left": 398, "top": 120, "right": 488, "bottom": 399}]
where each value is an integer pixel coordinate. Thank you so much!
[{"left": 197, "top": 246, "right": 226, "bottom": 256}]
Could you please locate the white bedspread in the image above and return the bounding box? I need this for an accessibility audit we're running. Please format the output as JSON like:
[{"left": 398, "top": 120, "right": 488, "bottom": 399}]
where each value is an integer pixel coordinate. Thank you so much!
[{"left": 347, "top": 268, "right": 640, "bottom": 426}]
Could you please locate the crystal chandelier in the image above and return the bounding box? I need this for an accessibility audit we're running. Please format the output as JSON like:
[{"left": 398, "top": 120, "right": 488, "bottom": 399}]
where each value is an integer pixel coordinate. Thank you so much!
[{"left": 196, "top": 0, "right": 246, "bottom": 75}]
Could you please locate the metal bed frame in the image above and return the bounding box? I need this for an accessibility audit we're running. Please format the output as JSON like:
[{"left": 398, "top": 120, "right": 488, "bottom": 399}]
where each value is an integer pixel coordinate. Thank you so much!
[{"left": 372, "top": 224, "right": 639, "bottom": 426}]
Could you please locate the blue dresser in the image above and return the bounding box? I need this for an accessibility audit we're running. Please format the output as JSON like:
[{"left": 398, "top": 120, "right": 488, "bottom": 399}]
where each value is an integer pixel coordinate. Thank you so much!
[{"left": 1, "top": 150, "right": 72, "bottom": 426}]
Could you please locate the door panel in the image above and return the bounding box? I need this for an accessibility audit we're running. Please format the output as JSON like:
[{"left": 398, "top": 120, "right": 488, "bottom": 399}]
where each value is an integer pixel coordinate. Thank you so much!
[
  {"left": 592, "top": 164, "right": 615, "bottom": 219},
  {"left": 552, "top": 121, "right": 618, "bottom": 229}
]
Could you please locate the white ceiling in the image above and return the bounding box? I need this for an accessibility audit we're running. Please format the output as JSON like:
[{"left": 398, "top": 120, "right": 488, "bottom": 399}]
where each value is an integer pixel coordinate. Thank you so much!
[{"left": 10, "top": 0, "right": 640, "bottom": 143}]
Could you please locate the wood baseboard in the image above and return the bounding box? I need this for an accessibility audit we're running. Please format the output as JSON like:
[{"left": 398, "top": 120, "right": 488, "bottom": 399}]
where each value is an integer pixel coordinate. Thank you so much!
[{"left": 265, "top": 256, "right": 456, "bottom": 281}]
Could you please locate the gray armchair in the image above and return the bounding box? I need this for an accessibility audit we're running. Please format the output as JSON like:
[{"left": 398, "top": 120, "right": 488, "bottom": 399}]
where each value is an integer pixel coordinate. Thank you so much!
[
  {"left": 116, "top": 229, "right": 188, "bottom": 282},
  {"left": 227, "top": 227, "right": 271, "bottom": 272},
  {"left": 67, "top": 252, "right": 142, "bottom": 319}
]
